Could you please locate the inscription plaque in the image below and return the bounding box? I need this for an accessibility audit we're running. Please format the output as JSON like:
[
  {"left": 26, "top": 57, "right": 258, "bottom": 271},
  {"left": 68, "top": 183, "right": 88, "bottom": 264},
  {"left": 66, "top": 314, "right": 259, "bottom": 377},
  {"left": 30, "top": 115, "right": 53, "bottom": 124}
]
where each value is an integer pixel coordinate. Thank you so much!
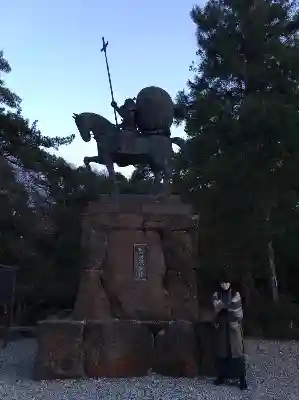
[{"left": 133, "top": 244, "right": 147, "bottom": 281}]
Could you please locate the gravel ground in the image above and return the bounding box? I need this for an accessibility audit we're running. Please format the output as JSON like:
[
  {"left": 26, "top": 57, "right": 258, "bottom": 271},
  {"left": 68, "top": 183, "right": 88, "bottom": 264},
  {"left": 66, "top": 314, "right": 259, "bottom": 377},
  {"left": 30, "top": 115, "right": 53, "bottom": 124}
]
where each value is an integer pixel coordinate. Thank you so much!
[{"left": 0, "top": 338, "right": 298, "bottom": 399}]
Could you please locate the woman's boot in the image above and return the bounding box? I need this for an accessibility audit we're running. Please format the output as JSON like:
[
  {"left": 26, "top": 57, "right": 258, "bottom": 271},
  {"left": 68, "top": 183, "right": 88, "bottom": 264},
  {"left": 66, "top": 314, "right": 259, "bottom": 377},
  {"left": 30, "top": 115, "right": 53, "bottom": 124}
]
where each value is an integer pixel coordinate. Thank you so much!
[
  {"left": 214, "top": 377, "right": 225, "bottom": 385},
  {"left": 239, "top": 376, "right": 248, "bottom": 390}
]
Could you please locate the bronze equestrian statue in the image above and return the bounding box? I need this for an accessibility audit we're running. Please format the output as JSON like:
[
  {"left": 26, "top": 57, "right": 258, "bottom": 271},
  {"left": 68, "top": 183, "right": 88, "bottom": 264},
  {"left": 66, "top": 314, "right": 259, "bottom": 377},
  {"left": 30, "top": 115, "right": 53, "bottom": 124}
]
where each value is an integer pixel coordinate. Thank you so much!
[{"left": 73, "top": 86, "right": 185, "bottom": 196}]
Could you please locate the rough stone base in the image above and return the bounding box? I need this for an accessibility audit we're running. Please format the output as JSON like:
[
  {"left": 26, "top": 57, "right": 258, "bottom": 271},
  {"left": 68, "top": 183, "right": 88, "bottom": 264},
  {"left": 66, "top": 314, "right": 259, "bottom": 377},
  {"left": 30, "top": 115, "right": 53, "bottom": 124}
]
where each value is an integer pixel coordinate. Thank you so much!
[
  {"left": 35, "top": 320, "right": 85, "bottom": 380},
  {"left": 73, "top": 269, "right": 111, "bottom": 321},
  {"left": 153, "top": 321, "right": 199, "bottom": 377},
  {"left": 84, "top": 320, "right": 153, "bottom": 377},
  {"left": 76, "top": 195, "right": 198, "bottom": 322},
  {"left": 195, "top": 322, "right": 217, "bottom": 376},
  {"left": 34, "top": 319, "right": 217, "bottom": 380}
]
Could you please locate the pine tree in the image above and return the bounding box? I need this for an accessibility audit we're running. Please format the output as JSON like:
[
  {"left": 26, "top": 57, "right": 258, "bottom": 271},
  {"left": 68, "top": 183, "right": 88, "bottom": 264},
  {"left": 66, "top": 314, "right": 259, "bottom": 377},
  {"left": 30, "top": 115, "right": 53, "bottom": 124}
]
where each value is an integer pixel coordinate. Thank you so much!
[
  {"left": 0, "top": 50, "right": 21, "bottom": 110},
  {"left": 177, "top": 0, "right": 299, "bottom": 300},
  {"left": 0, "top": 51, "right": 74, "bottom": 170},
  {"left": 0, "top": 51, "right": 77, "bottom": 303}
]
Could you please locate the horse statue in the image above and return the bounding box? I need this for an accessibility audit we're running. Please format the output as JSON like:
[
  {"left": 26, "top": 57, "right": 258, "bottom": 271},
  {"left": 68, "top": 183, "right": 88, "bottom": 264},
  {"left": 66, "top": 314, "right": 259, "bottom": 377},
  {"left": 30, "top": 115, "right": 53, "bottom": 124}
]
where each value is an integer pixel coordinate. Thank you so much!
[{"left": 73, "top": 86, "right": 185, "bottom": 196}]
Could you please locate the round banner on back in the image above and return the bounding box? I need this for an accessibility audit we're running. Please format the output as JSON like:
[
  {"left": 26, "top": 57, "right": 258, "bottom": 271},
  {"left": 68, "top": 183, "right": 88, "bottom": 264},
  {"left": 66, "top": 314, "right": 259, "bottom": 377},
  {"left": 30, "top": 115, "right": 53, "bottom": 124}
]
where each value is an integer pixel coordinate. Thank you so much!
[{"left": 135, "top": 86, "right": 174, "bottom": 133}]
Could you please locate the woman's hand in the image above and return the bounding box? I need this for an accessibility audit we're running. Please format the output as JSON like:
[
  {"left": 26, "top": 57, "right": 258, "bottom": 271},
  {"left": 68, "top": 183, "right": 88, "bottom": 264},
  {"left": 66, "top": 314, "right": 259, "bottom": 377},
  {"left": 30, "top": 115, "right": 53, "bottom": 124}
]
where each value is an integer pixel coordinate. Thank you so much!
[{"left": 214, "top": 299, "right": 225, "bottom": 313}]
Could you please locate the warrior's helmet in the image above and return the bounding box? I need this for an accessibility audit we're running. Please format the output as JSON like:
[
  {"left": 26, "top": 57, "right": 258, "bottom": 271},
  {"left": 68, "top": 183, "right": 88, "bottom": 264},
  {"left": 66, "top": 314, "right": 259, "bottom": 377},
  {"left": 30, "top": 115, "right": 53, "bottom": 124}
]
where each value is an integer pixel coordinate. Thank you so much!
[{"left": 123, "top": 98, "right": 136, "bottom": 109}]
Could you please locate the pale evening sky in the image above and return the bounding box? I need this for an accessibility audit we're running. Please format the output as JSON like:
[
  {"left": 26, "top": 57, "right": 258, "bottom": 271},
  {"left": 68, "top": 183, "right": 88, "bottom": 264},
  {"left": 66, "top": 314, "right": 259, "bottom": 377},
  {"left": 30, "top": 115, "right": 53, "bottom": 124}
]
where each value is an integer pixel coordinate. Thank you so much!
[{"left": 1, "top": 0, "right": 201, "bottom": 176}]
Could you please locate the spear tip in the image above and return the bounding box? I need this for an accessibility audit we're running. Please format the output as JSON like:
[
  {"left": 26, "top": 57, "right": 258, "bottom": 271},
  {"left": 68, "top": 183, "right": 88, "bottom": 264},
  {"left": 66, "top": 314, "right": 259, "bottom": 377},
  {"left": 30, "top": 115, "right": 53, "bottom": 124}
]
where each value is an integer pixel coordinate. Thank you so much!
[{"left": 101, "top": 36, "right": 108, "bottom": 52}]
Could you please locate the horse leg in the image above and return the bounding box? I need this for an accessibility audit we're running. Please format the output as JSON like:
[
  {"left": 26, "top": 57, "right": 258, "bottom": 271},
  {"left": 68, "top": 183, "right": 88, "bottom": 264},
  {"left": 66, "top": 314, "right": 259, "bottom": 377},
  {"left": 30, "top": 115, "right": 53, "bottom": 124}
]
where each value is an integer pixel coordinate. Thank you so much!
[
  {"left": 153, "top": 169, "right": 163, "bottom": 196},
  {"left": 84, "top": 155, "right": 103, "bottom": 171},
  {"left": 105, "top": 157, "right": 118, "bottom": 196},
  {"left": 160, "top": 143, "right": 174, "bottom": 196},
  {"left": 152, "top": 158, "right": 172, "bottom": 198},
  {"left": 148, "top": 136, "right": 174, "bottom": 197},
  {"left": 162, "top": 161, "right": 172, "bottom": 196}
]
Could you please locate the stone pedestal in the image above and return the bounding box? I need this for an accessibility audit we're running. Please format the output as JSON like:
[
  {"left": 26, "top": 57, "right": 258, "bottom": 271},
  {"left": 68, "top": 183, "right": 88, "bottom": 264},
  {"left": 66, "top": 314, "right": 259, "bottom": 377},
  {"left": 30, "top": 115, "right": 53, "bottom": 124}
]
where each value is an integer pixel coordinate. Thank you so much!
[
  {"left": 35, "top": 320, "right": 85, "bottom": 380},
  {"left": 153, "top": 321, "right": 199, "bottom": 377},
  {"left": 34, "top": 319, "right": 217, "bottom": 380},
  {"left": 84, "top": 320, "right": 153, "bottom": 377},
  {"left": 195, "top": 322, "right": 217, "bottom": 376},
  {"left": 35, "top": 195, "right": 203, "bottom": 380},
  {"left": 73, "top": 195, "right": 198, "bottom": 322},
  {"left": 73, "top": 269, "right": 111, "bottom": 321}
]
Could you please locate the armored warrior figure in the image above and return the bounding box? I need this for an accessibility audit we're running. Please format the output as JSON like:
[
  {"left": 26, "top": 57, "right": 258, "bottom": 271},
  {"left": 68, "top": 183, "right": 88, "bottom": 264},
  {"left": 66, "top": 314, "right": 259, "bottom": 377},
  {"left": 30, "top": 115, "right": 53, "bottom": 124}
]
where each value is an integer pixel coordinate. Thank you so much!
[{"left": 111, "top": 98, "right": 138, "bottom": 131}]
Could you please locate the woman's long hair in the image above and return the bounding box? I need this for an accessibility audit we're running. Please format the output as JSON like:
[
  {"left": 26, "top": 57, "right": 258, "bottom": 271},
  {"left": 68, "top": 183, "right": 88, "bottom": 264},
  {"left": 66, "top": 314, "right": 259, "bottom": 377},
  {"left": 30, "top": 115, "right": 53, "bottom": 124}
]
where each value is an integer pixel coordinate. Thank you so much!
[
  {"left": 216, "top": 268, "right": 238, "bottom": 298},
  {"left": 217, "top": 282, "right": 238, "bottom": 298}
]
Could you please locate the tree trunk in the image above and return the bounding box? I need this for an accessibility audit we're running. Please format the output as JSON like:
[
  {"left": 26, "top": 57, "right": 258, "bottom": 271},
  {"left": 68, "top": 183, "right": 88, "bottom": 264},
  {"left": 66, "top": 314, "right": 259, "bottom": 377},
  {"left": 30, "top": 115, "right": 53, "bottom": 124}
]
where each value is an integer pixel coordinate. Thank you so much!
[
  {"left": 241, "top": 270, "right": 256, "bottom": 307},
  {"left": 267, "top": 240, "right": 279, "bottom": 302}
]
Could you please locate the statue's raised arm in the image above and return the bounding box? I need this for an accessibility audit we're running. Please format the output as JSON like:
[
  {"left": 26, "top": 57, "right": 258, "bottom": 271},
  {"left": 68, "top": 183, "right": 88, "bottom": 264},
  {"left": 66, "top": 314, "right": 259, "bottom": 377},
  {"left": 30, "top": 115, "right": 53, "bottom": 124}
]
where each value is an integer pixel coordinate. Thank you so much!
[{"left": 111, "top": 98, "right": 137, "bottom": 131}]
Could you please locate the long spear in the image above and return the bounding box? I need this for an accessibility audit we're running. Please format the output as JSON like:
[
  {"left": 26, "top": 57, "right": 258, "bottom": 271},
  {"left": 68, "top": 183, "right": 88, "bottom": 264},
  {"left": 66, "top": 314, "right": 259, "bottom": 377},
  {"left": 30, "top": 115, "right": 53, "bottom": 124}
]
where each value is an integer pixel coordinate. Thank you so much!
[{"left": 101, "top": 36, "right": 118, "bottom": 127}]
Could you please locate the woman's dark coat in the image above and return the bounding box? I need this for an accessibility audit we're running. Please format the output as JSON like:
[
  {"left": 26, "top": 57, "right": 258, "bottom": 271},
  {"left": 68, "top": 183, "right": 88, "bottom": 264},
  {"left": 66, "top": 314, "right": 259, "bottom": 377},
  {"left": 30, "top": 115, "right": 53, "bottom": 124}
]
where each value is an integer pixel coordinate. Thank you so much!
[{"left": 212, "top": 290, "right": 244, "bottom": 359}]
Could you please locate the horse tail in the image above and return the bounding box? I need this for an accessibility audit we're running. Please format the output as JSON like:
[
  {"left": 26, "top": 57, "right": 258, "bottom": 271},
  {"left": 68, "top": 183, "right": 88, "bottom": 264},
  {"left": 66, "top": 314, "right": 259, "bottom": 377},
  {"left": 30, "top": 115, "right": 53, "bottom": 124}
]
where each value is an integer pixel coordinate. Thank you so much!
[{"left": 171, "top": 137, "right": 185, "bottom": 149}]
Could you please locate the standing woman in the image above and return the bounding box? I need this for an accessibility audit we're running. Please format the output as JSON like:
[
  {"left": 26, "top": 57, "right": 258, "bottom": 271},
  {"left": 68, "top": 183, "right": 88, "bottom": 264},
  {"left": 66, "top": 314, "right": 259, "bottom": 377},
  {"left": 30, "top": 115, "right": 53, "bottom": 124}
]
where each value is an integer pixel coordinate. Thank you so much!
[{"left": 212, "top": 270, "right": 248, "bottom": 390}]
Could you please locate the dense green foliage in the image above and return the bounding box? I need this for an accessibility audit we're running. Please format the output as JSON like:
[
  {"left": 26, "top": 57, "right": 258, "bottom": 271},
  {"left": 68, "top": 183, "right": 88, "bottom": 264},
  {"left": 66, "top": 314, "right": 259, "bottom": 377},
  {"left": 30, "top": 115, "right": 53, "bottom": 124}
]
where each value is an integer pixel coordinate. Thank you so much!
[{"left": 176, "top": 0, "right": 299, "bottom": 309}]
